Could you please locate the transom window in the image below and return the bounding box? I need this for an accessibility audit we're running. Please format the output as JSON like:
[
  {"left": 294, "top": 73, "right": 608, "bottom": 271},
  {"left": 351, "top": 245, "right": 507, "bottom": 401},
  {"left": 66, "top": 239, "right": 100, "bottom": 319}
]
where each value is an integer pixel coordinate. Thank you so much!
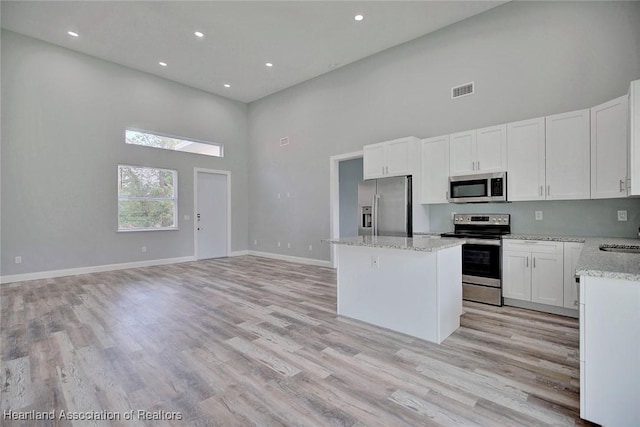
[
  {"left": 117, "top": 165, "right": 178, "bottom": 231},
  {"left": 125, "top": 129, "right": 223, "bottom": 157}
]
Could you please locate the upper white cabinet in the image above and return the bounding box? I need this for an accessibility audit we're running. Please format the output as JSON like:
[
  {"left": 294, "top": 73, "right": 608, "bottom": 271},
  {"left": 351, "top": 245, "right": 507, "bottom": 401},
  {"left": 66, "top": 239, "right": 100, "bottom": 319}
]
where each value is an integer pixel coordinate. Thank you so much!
[
  {"left": 629, "top": 79, "right": 640, "bottom": 196},
  {"left": 507, "top": 118, "right": 546, "bottom": 201},
  {"left": 591, "top": 95, "right": 629, "bottom": 199},
  {"left": 545, "top": 109, "right": 591, "bottom": 200},
  {"left": 363, "top": 137, "right": 417, "bottom": 180},
  {"left": 420, "top": 135, "right": 450, "bottom": 204},
  {"left": 449, "top": 125, "right": 507, "bottom": 176},
  {"left": 449, "top": 130, "right": 476, "bottom": 175}
]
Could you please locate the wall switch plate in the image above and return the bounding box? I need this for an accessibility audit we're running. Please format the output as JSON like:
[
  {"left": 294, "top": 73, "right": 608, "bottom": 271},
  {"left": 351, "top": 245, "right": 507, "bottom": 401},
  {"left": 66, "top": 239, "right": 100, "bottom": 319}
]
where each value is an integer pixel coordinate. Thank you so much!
[
  {"left": 184, "top": 214, "right": 190, "bottom": 221},
  {"left": 277, "top": 241, "right": 281, "bottom": 247},
  {"left": 141, "top": 246, "right": 147, "bottom": 253},
  {"left": 371, "top": 256, "right": 379, "bottom": 268},
  {"left": 277, "top": 193, "right": 281, "bottom": 199},
  {"left": 14, "top": 256, "right": 22, "bottom": 264},
  {"left": 254, "top": 239, "right": 258, "bottom": 245},
  {"left": 535, "top": 211, "right": 543, "bottom": 221},
  {"left": 287, "top": 242, "right": 291, "bottom": 248},
  {"left": 617, "top": 210, "right": 628, "bottom": 221},
  {"left": 308, "top": 245, "right": 313, "bottom": 251}
]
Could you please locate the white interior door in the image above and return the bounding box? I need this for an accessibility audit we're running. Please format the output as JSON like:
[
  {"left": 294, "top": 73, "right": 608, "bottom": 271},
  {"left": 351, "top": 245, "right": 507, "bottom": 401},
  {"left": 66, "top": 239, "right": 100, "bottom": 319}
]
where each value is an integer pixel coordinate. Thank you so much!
[{"left": 196, "top": 171, "right": 228, "bottom": 259}]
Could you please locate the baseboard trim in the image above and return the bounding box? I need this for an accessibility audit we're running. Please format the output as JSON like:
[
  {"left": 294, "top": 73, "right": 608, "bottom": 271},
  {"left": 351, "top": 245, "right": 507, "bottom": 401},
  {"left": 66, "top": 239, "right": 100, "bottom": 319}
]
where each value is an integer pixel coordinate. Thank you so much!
[
  {"left": 247, "top": 251, "right": 332, "bottom": 268},
  {"left": 0, "top": 256, "right": 197, "bottom": 285},
  {"left": 230, "top": 250, "right": 249, "bottom": 257},
  {"left": 503, "top": 298, "right": 579, "bottom": 318}
]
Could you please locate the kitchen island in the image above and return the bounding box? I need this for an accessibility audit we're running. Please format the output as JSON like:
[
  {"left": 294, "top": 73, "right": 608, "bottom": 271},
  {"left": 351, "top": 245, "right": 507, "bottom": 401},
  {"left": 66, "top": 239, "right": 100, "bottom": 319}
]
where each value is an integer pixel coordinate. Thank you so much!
[{"left": 325, "top": 235, "right": 464, "bottom": 344}]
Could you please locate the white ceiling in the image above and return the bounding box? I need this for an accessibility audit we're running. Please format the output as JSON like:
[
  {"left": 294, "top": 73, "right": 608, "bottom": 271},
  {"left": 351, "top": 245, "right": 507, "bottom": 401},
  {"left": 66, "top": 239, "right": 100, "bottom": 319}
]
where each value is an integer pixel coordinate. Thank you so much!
[{"left": 1, "top": 1, "right": 506, "bottom": 103}]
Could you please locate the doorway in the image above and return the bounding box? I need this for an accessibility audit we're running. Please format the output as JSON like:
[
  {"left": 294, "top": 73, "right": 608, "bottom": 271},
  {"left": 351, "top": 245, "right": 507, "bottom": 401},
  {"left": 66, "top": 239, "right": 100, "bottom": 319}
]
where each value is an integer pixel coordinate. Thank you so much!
[{"left": 194, "top": 168, "right": 231, "bottom": 260}]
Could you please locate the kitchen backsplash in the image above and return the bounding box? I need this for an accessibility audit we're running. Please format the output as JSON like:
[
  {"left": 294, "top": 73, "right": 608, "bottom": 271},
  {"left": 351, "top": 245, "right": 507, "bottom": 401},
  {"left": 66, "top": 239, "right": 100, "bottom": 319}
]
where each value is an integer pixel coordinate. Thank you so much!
[{"left": 429, "top": 198, "right": 640, "bottom": 238}]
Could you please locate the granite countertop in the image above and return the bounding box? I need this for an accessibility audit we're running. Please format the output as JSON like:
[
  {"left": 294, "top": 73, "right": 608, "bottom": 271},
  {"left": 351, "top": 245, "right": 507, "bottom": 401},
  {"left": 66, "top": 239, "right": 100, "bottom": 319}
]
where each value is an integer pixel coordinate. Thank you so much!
[
  {"left": 502, "top": 234, "right": 586, "bottom": 243},
  {"left": 323, "top": 235, "right": 464, "bottom": 252},
  {"left": 575, "top": 237, "right": 640, "bottom": 281},
  {"left": 502, "top": 234, "right": 640, "bottom": 281}
]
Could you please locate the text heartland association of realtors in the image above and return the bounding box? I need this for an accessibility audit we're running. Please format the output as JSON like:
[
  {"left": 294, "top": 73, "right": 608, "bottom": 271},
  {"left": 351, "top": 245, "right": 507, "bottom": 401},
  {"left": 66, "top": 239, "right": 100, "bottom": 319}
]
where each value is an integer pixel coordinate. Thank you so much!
[{"left": 3, "top": 410, "right": 183, "bottom": 421}]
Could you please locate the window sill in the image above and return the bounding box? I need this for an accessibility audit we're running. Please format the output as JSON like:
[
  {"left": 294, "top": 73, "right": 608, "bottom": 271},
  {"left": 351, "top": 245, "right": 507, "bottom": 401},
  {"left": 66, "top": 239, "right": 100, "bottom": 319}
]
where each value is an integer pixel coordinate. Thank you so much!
[{"left": 117, "top": 228, "right": 179, "bottom": 233}]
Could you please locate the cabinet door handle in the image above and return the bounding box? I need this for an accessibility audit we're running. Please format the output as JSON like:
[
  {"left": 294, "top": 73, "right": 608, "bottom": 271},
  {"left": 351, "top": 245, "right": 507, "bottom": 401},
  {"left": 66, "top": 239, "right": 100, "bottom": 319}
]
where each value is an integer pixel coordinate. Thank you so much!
[
  {"left": 547, "top": 185, "right": 550, "bottom": 196},
  {"left": 477, "top": 161, "right": 480, "bottom": 170},
  {"left": 386, "top": 166, "right": 389, "bottom": 174},
  {"left": 620, "top": 179, "right": 626, "bottom": 192},
  {"left": 472, "top": 161, "right": 475, "bottom": 171},
  {"left": 533, "top": 257, "right": 536, "bottom": 268},
  {"left": 381, "top": 166, "right": 385, "bottom": 175},
  {"left": 539, "top": 185, "right": 543, "bottom": 196},
  {"left": 526, "top": 256, "right": 529, "bottom": 267}
]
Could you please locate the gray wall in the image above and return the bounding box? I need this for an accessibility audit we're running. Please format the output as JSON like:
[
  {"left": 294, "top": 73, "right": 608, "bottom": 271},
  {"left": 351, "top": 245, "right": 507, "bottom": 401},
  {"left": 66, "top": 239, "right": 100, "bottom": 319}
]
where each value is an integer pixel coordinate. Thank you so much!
[
  {"left": 1, "top": 30, "right": 249, "bottom": 276},
  {"left": 248, "top": 1, "right": 640, "bottom": 261},
  {"left": 339, "top": 158, "right": 363, "bottom": 238}
]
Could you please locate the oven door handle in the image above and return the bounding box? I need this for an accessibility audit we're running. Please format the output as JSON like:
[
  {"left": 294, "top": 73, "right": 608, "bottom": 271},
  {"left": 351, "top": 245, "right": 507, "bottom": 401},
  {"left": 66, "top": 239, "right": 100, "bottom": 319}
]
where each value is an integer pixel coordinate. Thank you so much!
[{"left": 464, "top": 238, "right": 502, "bottom": 246}]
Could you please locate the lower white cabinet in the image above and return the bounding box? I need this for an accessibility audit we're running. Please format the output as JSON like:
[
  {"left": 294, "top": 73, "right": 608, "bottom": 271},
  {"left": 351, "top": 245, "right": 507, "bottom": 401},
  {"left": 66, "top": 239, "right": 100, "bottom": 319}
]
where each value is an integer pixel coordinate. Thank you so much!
[
  {"left": 580, "top": 275, "right": 640, "bottom": 425},
  {"left": 503, "top": 240, "right": 565, "bottom": 307},
  {"left": 563, "top": 242, "right": 584, "bottom": 309}
]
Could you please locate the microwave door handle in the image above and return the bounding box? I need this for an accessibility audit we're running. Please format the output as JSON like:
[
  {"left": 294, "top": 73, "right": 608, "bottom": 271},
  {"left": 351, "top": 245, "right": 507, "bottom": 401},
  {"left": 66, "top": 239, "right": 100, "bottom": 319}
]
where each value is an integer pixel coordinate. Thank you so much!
[{"left": 373, "top": 194, "right": 380, "bottom": 236}]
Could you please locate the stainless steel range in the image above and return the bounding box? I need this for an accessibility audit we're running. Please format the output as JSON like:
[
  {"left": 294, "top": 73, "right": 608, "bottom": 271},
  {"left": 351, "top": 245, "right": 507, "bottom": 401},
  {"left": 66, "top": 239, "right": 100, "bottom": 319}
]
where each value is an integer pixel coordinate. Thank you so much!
[{"left": 441, "top": 214, "right": 511, "bottom": 306}]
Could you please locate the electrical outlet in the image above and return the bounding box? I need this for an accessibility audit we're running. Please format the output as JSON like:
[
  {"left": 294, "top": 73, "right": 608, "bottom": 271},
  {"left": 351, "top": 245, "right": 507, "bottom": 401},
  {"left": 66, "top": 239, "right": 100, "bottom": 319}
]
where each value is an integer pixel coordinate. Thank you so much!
[
  {"left": 535, "top": 211, "right": 543, "bottom": 221},
  {"left": 371, "top": 256, "right": 379, "bottom": 268},
  {"left": 277, "top": 241, "right": 281, "bottom": 247},
  {"left": 254, "top": 239, "right": 258, "bottom": 245},
  {"left": 277, "top": 193, "right": 281, "bottom": 199},
  {"left": 287, "top": 192, "right": 291, "bottom": 198},
  {"left": 617, "top": 210, "right": 628, "bottom": 221},
  {"left": 184, "top": 214, "right": 190, "bottom": 221},
  {"left": 308, "top": 245, "right": 313, "bottom": 251},
  {"left": 14, "top": 256, "right": 22, "bottom": 264},
  {"left": 141, "top": 246, "right": 147, "bottom": 253},
  {"left": 287, "top": 242, "right": 291, "bottom": 248}
]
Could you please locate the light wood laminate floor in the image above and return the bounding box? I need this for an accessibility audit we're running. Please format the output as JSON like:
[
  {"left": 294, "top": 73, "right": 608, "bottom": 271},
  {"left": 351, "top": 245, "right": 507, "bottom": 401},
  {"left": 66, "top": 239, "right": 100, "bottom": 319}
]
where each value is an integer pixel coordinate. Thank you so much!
[{"left": 1, "top": 256, "right": 593, "bottom": 426}]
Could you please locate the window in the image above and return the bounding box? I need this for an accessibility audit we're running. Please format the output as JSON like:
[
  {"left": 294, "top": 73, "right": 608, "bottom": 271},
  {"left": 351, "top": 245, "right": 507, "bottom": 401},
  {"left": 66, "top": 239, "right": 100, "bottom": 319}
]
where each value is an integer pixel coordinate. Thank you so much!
[
  {"left": 117, "top": 165, "right": 177, "bottom": 231},
  {"left": 125, "top": 129, "right": 223, "bottom": 157}
]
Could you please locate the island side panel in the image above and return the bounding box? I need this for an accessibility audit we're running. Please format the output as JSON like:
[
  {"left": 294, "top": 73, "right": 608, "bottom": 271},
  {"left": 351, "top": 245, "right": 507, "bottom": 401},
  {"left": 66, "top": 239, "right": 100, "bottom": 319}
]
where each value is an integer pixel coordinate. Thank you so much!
[
  {"left": 336, "top": 244, "right": 439, "bottom": 343},
  {"left": 436, "top": 245, "right": 463, "bottom": 343}
]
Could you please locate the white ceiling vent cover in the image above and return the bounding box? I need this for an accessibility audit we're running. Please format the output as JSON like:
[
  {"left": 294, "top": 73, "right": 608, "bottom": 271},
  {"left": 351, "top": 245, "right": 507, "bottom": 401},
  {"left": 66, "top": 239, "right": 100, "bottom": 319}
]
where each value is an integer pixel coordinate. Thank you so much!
[
  {"left": 280, "top": 137, "right": 290, "bottom": 147},
  {"left": 451, "top": 81, "right": 475, "bottom": 99}
]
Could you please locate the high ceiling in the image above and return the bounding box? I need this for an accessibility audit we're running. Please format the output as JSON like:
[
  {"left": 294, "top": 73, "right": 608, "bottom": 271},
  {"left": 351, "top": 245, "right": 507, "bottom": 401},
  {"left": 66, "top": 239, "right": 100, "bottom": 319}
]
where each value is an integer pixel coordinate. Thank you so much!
[{"left": 1, "top": 1, "right": 506, "bottom": 103}]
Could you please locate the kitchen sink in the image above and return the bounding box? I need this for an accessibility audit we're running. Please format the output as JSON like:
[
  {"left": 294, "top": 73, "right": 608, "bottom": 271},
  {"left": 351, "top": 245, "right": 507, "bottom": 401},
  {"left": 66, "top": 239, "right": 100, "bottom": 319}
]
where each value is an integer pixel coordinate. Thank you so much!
[{"left": 599, "top": 244, "right": 640, "bottom": 254}]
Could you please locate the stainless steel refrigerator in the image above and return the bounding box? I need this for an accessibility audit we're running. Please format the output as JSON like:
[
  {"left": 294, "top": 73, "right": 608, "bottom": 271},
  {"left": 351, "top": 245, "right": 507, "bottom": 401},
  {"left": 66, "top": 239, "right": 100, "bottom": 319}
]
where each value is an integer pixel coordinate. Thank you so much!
[{"left": 357, "top": 175, "right": 412, "bottom": 237}]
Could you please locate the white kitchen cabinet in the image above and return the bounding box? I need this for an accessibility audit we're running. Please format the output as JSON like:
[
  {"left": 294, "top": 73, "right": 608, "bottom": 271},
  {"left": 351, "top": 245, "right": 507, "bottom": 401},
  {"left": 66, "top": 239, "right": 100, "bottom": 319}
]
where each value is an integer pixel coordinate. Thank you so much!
[
  {"left": 363, "top": 137, "right": 417, "bottom": 180},
  {"left": 545, "top": 109, "right": 591, "bottom": 200},
  {"left": 449, "top": 125, "right": 507, "bottom": 176},
  {"left": 580, "top": 275, "right": 640, "bottom": 425},
  {"left": 563, "top": 242, "right": 583, "bottom": 309},
  {"left": 449, "top": 130, "right": 476, "bottom": 175},
  {"left": 507, "top": 117, "right": 546, "bottom": 201},
  {"left": 502, "top": 240, "right": 564, "bottom": 307},
  {"left": 591, "top": 95, "right": 629, "bottom": 199},
  {"left": 420, "top": 135, "right": 449, "bottom": 204},
  {"left": 629, "top": 79, "right": 640, "bottom": 196}
]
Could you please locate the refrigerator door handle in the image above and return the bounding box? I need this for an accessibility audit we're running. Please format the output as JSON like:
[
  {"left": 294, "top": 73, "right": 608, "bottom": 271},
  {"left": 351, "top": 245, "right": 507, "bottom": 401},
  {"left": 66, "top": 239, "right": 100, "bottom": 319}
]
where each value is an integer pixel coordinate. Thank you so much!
[{"left": 372, "top": 194, "right": 380, "bottom": 236}]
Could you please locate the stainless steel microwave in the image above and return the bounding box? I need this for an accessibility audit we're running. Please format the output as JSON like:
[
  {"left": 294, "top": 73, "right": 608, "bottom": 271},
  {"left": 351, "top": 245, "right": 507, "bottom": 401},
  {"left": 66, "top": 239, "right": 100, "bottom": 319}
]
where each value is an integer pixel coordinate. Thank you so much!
[{"left": 448, "top": 172, "right": 507, "bottom": 203}]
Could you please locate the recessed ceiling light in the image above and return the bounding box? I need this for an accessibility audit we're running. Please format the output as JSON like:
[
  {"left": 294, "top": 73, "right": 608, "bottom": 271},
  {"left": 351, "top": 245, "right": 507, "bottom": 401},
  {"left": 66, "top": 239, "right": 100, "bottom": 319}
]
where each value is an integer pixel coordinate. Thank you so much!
[
  {"left": 224, "top": 84, "right": 231, "bottom": 88},
  {"left": 265, "top": 63, "right": 273, "bottom": 67},
  {"left": 354, "top": 14, "right": 364, "bottom": 22},
  {"left": 67, "top": 31, "right": 79, "bottom": 37},
  {"left": 194, "top": 31, "right": 204, "bottom": 38},
  {"left": 159, "top": 62, "right": 167, "bottom": 67}
]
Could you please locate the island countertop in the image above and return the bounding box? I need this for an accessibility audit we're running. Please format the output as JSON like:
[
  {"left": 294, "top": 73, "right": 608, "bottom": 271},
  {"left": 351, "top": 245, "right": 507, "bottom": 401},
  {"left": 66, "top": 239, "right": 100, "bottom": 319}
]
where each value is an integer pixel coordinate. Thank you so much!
[
  {"left": 324, "top": 235, "right": 465, "bottom": 252},
  {"left": 575, "top": 237, "right": 640, "bottom": 281}
]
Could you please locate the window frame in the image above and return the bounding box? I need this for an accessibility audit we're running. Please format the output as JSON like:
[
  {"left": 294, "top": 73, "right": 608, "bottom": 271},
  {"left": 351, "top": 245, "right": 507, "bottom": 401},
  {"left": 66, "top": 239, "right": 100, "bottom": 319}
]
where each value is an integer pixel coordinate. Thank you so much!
[
  {"left": 117, "top": 164, "right": 179, "bottom": 232},
  {"left": 124, "top": 128, "right": 224, "bottom": 158}
]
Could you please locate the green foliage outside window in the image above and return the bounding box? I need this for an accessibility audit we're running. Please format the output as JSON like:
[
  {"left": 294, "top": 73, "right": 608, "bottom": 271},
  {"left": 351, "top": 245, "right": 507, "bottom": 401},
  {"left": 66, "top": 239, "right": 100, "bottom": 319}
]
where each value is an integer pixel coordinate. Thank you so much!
[{"left": 118, "top": 165, "right": 177, "bottom": 230}]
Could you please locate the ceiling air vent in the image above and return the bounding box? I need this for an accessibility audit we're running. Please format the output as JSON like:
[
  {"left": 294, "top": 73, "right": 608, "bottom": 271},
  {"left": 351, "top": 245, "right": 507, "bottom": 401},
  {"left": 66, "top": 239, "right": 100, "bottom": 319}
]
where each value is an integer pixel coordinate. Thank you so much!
[
  {"left": 280, "top": 137, "right": 289, "bottom": 147},
  {"left": 451, "top": 81, "right": 475, "bottom": 99}
]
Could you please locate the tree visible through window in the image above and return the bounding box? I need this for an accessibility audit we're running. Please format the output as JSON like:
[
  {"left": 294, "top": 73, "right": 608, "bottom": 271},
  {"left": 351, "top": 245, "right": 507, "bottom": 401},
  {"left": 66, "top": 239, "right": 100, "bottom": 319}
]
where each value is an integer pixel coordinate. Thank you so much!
[{"left": 118, "top": 165, "right": 177, "bottom": 231}]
